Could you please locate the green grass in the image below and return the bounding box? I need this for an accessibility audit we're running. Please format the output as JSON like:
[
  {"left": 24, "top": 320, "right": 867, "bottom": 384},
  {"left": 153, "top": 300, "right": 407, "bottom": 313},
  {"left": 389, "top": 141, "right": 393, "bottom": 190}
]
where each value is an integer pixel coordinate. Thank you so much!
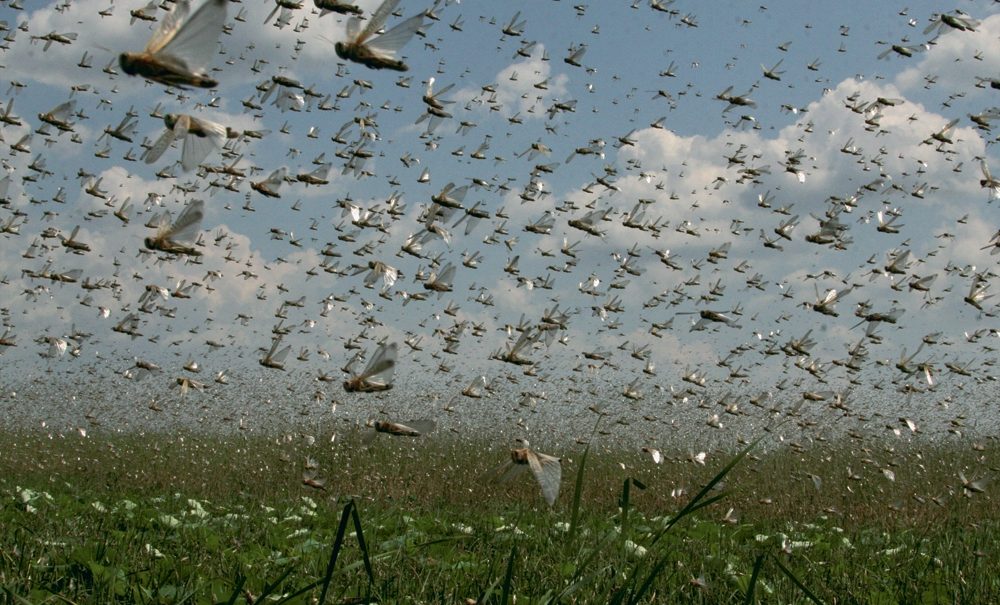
[{"left": 0, "top": 429, "right": 997, "bottom": 604}]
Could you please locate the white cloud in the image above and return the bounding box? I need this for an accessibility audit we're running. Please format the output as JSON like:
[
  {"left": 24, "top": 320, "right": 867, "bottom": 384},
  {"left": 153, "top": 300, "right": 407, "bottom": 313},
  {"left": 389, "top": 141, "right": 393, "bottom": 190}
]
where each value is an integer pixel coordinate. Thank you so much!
[
  {"left": 894, "top": 14, "right": 1000, "bottom": 97},
  {"left": 454, "top": 46, "right": 570, "bottom": 119}
]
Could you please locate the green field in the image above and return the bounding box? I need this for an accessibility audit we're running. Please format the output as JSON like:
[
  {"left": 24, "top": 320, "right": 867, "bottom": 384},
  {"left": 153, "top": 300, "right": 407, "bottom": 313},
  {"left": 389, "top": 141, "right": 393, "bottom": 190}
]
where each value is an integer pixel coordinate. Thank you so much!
[{"left": 1, "top": 429, "right": 997, "bottom": 604}]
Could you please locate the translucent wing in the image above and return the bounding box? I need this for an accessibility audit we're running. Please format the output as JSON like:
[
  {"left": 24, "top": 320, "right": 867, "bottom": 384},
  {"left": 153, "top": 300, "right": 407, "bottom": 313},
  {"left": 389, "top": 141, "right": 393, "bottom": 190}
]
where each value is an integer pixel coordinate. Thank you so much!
[
  {"left": 345, "top": 16, "right": 363, "bottom": 40},
  {"left": 510, "top": 328, "right": 536, "bottom": 354},
  {"left": 142, "top": 120, "right": 178, "bottom": 164},
  {"left": 423, "top": 201, "right": 452, "bottom": 225},
  {"left": 399, "top": 419, "right": 435, "bottom": 435},
  {"left": 274, "top": 90, "right": 305, "bottom": 112},
  {"left": 358, "top": 342, "right": 397, "bottom": 384},
  {"left": 180, "top": 118, "right": 227, "bottom": 171},
  {"left": 366, "top": 13, "right": 423, "bottom": 56},
  {"left": 360, "top": 426, "right": 379, "bottom": 445},
  {"left": 156, "top": 0, "right": 227, "bottom": 73},
  {"left": 343, "top": 350, "right": 364, "bottom": 376},
  {"left": 364, "top": 261, "right": 398, "bottom": 289},
  {"left": 448, "top": 184, "right": 469, "bottom": 204},
  {"left": 463, "top": 375, "right": 487, "bottom": 396},
  {"left": 166, "top": 199, "right": 205, "bottom": 242},
  {"left": 431, "top": 224, "right": 454, "bottom": 246},
  {"left": 119, "top": 116, "right": 139, "bottom": 138},
  {"left": 46, "top": 100, "right": 76, "bottom": 121},
  {"left": 527, "top": 451, "right": 562, "bottom": 505},
  {"left": 922, "top": 18, "right": 942, "bottom": 35},
  {"left": 505, "top": 11, "right": 522, "bottom": 31},
  {"left": 426, "top": 78, "right": 455, "bottom": 101},
  {"left": 144, "top": 0, "right": 192, "bottom": 54},
  {"left": 149, "top": 209, "right": 172, "bottom": 235},
  {"left": 361, "top": 0, "right": 401, "bottom": 39},
  {"left": 437, "top": 263, "right": 456, "bottom": 287},
  {"left": 462, "top": 215, "right": 481, "bottom": 236},
  {"left": 144, "top": 115, "right": 186, "bottom": 165},
  {"left": 271, "top": 345, "right": 291, "bottom": 364},
  {"left": 310, "top": 163, "right": 332, "bottom": 180},
  {"left": 360, "top": 260, "right": 379, "bottom": 285},
  {"left": 266, "top": 167, "right": 288, "bottom": 187},
  {"left": 381, "top": 264, "right": 398, "bottom": 288},
  {"left": 47, "top": 337, "right": 67, "bottom": 358},
  {"left": 485, "top": 459, "right": 527, "bottom": 486},
  {"left": 264, "top": 338, "right": 291, "bottom": 365}
]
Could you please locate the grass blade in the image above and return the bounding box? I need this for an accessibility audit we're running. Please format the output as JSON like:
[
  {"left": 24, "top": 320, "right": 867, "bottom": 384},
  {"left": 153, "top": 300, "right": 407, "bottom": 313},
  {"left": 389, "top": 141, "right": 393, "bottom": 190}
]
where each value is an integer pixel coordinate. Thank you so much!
[
  {"left": 771, "top": 555, "right": 824, "bottom": 605},
  {"left": 652, "top": 436, "right": 762, "bottom": 544},
  {"left": 319, "top": 499, "right": 358, "bottom": 604},
  {"left": 623, "top": 437, "right": 762, "bottom": 604},
  {"left": 671, "top": 492, "right": 728, "bottom": 522},
  {"left": 475, "top": 576, "right": 501, "bottom": 605},
  {"left": 500, "top": 545, "right": 517, "bottom": 605},
  {"left": 568, "top": 441, "right": 590, "bottom": 540},
  {"left": 223, "top": 573, "right": 246, "bottom": 605},
  {"left": 1, "top": 587, "right": 36, "bottom": 605},
  {"left": 569, "top": 417, "right": 601, "bottom": 541},
  {"left": 349, "top": 502, "right": 375, "bottom": 586},
  {"left": 619, "top": 477, "right": 644, "bottom": 540},
  {"left": 256, "top": 565, "right": 297, "bottom": 602},
  {"left": 743, "top": 553, "right": 766, "bottom": 605},
  {"left": 626, "top": 550, "right": 676, "bottom": 605},
  {"left": 274, "top": 578, "right": 330, "bottom": 605},
  {"left": 554, "top": 529, "right": 619, "bottom": 601},
  {"left": 620, "top": 477, "right": 631, "bottom": 540}
]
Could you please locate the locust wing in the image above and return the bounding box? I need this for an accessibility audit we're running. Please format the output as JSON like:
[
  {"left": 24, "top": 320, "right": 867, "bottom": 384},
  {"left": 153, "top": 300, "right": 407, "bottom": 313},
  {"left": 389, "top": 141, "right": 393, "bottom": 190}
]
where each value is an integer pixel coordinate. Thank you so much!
[
  {"left": 180, "top": 118, "right": 227, "bottom": 171},
  {"left": 527, "top": 450, "right": 562, "bottom": 506},
  {"left": 360, "top": 0, "right": 401, "bottom": 40},
  {"left": 165, "top": 199, "right": 205, "bottom": 243},
  {"left": 367, "top": 13, "right": 424, "bottom": 58},
  {"left": 149, "top": 0, "right": 227, "bottom": 74},
  {"left": 357, "top": 342, "right": 397, "bottom": 386}
]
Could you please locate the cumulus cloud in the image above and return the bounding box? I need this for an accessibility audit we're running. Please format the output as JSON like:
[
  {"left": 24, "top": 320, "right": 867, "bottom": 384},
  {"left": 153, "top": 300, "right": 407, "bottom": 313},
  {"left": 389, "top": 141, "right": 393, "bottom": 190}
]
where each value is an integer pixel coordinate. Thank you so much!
[
  {"left": 453, "top": 47, "right": 570, "bottom": 119},
  {"left": 894, "top": 14, "right": 1000, "bottom": 97}
]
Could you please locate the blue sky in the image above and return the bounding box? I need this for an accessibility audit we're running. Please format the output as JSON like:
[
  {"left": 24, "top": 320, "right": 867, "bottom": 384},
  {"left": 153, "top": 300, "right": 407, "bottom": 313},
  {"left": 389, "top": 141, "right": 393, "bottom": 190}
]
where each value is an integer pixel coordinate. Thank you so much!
[{"left": 0, "top": 0, "right": 998, "bottom": 440}]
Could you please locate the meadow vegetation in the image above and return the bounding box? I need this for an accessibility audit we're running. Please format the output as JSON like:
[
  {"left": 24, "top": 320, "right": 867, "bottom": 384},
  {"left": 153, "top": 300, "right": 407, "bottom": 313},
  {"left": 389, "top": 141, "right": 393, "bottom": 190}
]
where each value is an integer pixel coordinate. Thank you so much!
[{"left": 1, "top": 428, "right": 997, "bottom": 604}]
